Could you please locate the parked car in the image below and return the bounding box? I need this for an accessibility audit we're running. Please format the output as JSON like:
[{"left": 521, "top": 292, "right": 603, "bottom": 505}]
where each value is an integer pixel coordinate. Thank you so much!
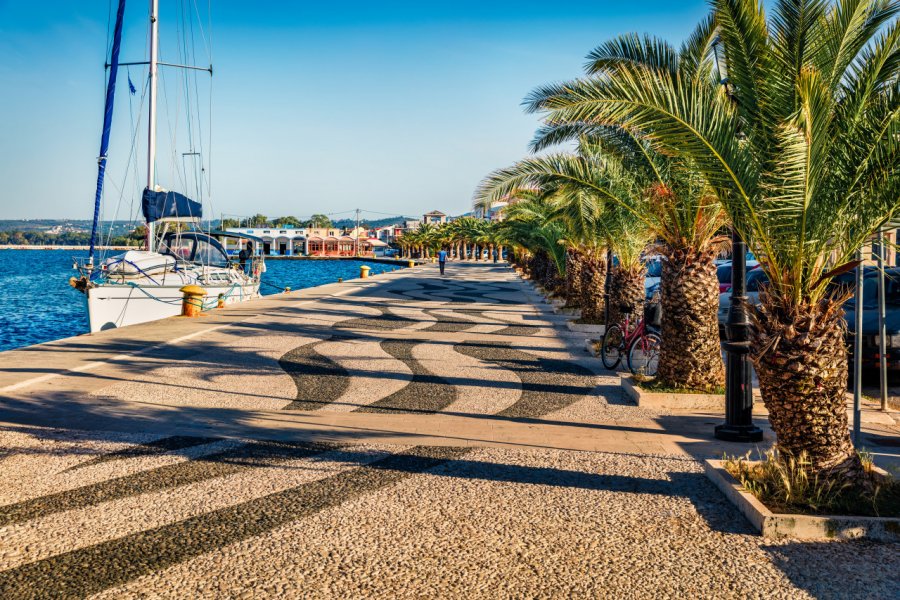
[
  {"left": 716, "top": 260, "right": 760, "bottom": 293},
  {"left": 718, "top": 267, "right": 900, "bottom": 370},
  {"left": 644, "top": 257, "right": 662, "bottom": 299}
]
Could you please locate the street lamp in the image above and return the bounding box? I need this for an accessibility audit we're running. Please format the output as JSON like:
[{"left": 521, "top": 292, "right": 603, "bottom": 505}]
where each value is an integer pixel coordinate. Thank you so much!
[
  {"left": 715, "top": 230, "right": 763, "bottom": 442},
  {"left": 712, "top": 39, "right": 762, "bottom": 443}
]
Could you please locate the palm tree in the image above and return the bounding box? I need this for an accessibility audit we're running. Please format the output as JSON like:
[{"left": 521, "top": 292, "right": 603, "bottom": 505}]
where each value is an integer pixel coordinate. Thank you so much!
[
  {"left": 602, "top": 203, "right": 653, "bottom": 326},
  {"left": 477, "top": 176, "right": 610, "bottom": 319},
  {"left": 524, "top": 16, "right": 730, "bottom": 391},
  {"left": 527, "top": 0, "right": 900, "bottom": 481},
  {"left": 495, "top": 197, "right": 568, "bottom": 292},
  {"left": 451, "top": 216, "right": 484, "bottom": 260},
  {"left": 477, "top": 137, "right": 727, "bottom": 388}
]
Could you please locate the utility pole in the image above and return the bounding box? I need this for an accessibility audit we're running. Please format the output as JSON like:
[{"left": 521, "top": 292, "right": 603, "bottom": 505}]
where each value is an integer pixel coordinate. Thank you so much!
[{"left": 355, "top": 208, "right": 361, "bottom": 257}]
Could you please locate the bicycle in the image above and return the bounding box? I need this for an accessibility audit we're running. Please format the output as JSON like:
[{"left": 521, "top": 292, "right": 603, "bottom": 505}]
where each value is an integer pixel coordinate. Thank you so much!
[{"left": 600, "top": 303, "right": 662, "bottom": 377}]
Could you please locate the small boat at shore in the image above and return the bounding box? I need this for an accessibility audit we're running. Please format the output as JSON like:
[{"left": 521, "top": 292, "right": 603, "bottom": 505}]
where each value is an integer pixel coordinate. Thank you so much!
[{"left": 70, "top": 0, "right": 261, "bottom": 332}]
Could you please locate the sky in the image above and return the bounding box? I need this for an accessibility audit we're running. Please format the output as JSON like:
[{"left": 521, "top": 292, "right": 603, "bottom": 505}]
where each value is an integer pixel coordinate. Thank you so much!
[{"left": 0, "top": 1, "right": 710, "bottom": 222}]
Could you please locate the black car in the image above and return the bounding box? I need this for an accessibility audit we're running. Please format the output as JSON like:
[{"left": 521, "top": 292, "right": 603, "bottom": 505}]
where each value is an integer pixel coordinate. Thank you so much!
[{"left": 718, "top": 267, "right": 900, "bottom": 370}]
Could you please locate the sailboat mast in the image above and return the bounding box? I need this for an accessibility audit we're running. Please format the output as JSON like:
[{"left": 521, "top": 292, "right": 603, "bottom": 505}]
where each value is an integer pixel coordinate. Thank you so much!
[{"left": 146, "top": 0, "right": 159, "bottom": 252}]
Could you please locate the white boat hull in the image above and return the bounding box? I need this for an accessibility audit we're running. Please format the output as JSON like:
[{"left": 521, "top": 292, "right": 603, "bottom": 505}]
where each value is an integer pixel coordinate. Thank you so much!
[{"left": 86, "top": 280, "right": 259, "bottom": 332}]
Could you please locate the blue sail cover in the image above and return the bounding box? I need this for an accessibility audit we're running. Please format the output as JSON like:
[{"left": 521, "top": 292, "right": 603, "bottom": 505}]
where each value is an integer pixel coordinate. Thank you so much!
[
  {"left": 142, "top": 188, "right": 203, "bottom": 223},
  {"left": 88, "top": 0, "right": 128, "bottom": 262}
]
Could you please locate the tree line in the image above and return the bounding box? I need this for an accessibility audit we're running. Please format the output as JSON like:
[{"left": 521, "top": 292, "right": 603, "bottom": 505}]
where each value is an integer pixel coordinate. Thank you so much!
[
  {"left": 474, "top": 0, "right": 899, "bottom": 491},
  {"left": 0, "top": 229, "right": 145, "bottom": 246},
  {"left": 221, "top": 214, "right": 333, "bottom": 229}
]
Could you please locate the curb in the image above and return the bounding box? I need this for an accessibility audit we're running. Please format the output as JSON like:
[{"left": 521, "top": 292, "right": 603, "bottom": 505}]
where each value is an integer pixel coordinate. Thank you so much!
[
  {"left": 566, "top": 321, "right": 605, "bottom": 334},
  {"left": 620, "top": 374, "right": 725, "bottom": 410},
  {"left": 703, "top": 460, "right": 900, "bottom": 542}
]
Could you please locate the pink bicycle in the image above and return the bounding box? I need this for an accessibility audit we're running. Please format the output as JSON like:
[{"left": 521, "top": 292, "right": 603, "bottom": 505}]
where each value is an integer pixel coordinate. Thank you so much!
[{"left": 600, "top": 304, "right": 661, "bottom": 377}]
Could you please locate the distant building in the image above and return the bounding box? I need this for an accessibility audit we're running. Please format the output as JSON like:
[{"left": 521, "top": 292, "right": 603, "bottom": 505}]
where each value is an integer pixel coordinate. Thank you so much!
[
  {"left": 422, "top": 210, "right": 447, "bottom": 225},
  {"left": 474, "top": 201, "right": 510, "bottom": 222}
]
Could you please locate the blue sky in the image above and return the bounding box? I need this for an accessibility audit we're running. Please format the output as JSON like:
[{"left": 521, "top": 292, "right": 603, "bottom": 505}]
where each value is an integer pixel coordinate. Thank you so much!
[{"left": 0, "top": 1, "right": 709, "bottom": 222}]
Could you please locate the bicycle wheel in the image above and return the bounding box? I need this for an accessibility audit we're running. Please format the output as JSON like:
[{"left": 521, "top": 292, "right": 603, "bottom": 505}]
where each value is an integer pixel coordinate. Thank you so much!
[
  {"left": 600, "top": 324, "right": 625, "bottom": 370},
  {"left": 628, "top": 331, "right": 662, "bottom": 377}
]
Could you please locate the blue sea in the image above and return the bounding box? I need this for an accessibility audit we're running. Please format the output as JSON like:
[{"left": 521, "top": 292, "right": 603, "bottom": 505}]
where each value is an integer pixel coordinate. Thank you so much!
[{"left": 0, "top": 250, "right": 399, "bottom": 352}]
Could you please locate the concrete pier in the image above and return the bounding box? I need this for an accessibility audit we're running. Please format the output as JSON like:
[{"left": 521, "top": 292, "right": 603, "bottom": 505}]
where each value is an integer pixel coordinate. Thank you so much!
[{"left": 1, "top": 262, "right": 898, "bottom": 598}]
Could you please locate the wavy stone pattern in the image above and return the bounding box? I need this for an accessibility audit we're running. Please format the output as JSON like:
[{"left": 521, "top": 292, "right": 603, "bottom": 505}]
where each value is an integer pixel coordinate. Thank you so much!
[
  {"left": 313, "top": 337, "right": 413, "bottom": 411},
  {"left": 0, "top": 440, "right": 334, "bottom": 528},
  {"left": 421, "top": 308, "right": 485, "bottom": 332},
  {"left": 278, "top": 337, "right": 351, "bottom": 410},
  {"left": 454, "top": 341, "right": 596, "bottom": 418},
  {"left": 413, "top": 340, "right": 521, "bottom": 414},
  {"left": 333, "top": 306, "right": 421, "bottom": 331},
  {"left": 355, "top": 340, "right": 457, "bottom": 414}
]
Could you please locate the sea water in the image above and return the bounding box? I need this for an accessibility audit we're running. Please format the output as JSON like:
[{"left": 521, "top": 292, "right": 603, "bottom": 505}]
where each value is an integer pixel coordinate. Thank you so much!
[{"left": 0, "top": 250, "right": 397, "bottom": 352}]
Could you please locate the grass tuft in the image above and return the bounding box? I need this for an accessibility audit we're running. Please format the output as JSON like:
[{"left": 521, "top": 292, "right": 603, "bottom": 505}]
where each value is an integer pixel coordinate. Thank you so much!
[
  {"left": 635, "top": 377, "right": 724, "bottom": 395},
  {"left": 724, "top": 449, "right": 900, "bottom": 517}
]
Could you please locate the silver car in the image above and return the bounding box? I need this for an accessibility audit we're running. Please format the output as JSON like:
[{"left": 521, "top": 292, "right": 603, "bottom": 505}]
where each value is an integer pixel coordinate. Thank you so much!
[{"left": 718, "top": 269, "right": 768, "bottom": 331}]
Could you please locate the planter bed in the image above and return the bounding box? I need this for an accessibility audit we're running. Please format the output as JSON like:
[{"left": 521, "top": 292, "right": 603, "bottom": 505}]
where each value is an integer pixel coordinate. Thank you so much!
[
  {"left": 620, "top": 374, "right": 725, "bottom": 411},
  {"left": 704, "top": 460, "right": 900, "bottom": 542}
]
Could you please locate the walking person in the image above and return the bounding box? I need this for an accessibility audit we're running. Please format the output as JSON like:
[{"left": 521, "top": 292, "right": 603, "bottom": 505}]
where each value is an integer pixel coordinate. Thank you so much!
[{"left": 438, "top": 248, "right": 448, "bottom": 276}]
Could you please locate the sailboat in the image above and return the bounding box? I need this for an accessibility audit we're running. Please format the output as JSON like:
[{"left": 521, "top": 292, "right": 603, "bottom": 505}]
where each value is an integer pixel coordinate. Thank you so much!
[{"left": 70, "top": 0, "right": 261, "bottom": 333}]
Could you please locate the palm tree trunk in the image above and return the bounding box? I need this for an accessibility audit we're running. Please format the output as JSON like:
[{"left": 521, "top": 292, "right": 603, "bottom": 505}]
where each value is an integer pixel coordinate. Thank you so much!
[
  {"left": 565, "top": 250, "right": 584, "bottom": 308},
  {"left": 751, "top": 293, "right": 865, "bottom": 481},
  {"left": 656, "top": 250, "right": 725, "bottom": 391},
  {"left": 580, "top": 251, "right": 607, "bottom": 323},
  {"left": 607, "top": 265, "right": 645, "bottom": 327}
]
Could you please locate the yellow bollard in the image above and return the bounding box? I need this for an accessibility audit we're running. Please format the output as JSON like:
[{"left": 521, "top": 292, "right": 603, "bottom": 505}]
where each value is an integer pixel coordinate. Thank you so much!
[
  {"left": 217, "top": 293, "right": 225, "bottom": 308},
  {"left": 408, "top": 260, "right": 415, "bottom": 268},
  {"left": 431, "top": 257, "right": 436, "bottom": 263},
  {"left": 360, "top": 265, "right": 371, "bottom": 279},
  {"left": 180, "top": 285, "right": 207, "bottom": 317}
]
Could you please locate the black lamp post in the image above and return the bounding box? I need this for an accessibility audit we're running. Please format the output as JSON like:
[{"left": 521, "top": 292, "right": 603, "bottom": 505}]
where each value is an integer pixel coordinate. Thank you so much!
[
  {"left": 715, "top": 229, "right": 763, "bottom": 442},
  {"left": 711, "top": 39, "right": 762, "bottom": 443}
]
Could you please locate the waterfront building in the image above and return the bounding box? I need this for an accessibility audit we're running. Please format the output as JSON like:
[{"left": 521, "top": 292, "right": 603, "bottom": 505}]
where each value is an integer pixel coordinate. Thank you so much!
[{"left": 222, "top": 226, "right": 385, "bottom": 257}]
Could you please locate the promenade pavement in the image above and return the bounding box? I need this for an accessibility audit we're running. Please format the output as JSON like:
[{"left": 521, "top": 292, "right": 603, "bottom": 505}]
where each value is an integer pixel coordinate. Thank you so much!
[{"left": 1, "top": 261, "right": 898, "bottom": 599}]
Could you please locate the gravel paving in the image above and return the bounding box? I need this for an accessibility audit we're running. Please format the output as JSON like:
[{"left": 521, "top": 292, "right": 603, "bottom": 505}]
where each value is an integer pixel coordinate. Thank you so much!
[
  {"left": 333, "top": 306, "right": 421, "bottom": 331},
  {"left": 2, "top": 263, "right": 895, "bottom": 599},
  {"left": 64, "top": 435, "right": 220, "bottom": 472},
  {"left": 0, "top": 443, "right": 395, "bottom": 571},
  {"left": 17, "top": 442, "right": 886, "bottom": 600},
  {"left": 316, "top": 335, "right": 413, "bottom": 411},
  {"left": 0, "top": 439, "right": 334, "bottom": 528},
  {"left": 0, "top": 445, "right": 467, "bottom": 599}
]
